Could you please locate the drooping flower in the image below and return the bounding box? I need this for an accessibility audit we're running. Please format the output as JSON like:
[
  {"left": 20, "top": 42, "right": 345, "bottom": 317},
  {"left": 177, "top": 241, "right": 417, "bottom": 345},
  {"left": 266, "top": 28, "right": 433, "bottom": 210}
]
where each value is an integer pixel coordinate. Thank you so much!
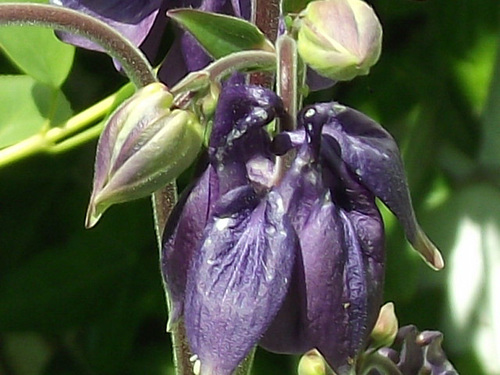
[{"left": 161, "top": 76, "right": 443, "bottom": 375}]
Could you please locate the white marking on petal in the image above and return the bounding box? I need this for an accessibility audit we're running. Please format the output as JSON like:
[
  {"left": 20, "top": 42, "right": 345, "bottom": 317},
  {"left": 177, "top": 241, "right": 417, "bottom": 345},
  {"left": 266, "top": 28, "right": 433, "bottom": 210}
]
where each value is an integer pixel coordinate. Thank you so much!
[
  {"left": 193, "top": 359, "right": 201, "bottom": 375},
  {"left": 215, "top": 217, "right": 232, "bottom": 231},
  {"left": 305, "top": 108, "right": 316, "bottom": 118}
]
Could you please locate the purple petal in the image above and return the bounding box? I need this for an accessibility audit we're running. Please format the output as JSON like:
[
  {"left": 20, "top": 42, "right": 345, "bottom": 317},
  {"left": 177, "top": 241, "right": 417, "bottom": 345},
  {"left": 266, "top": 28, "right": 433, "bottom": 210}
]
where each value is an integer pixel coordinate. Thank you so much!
[
  {"left": 306, "top": 67, "right": 337, "bottom": 91},
  {"left": 300, "top": 103, "right": 443, "bottom": 269},
  {"left": 418, "top": 331, "right": 459, "bottom": 375},
  {"left": 397, "top": 325, "right": 424, "bottom": 375},
  {"left": 184, "top": 186, "right": 297, "bottom": 375},
  {"left": 209, "top": 79, "right": 283, "bottom": 194},
  {"left": 50, "top": 0, "right": 162, "bottom": 52},
  {"left": 161, "top": 165, "right": 219, "bottom": 328}
]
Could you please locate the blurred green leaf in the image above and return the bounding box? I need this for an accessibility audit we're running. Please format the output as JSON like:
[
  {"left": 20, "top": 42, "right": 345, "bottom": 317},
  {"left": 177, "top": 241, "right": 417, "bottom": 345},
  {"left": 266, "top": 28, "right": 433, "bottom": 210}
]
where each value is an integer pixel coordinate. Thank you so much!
[
  {"left": 0, "top": 233, "right": 138, "bottom": 332},
  {"left": 0, "top": 0, "right": 75, "bottom": 87},
  {"left": 453, "top": 31, "right": 498, "bottom": 115},
  {"left": 479, "top": 34, "right": 500, "bottom": 169},
  {"left": 282, "top": 0, "right": 315, "bottom": 14},
  {"left": 168, "top": 9, "right": 274, "bottom": 59},
  {"left": 0, "top": 75, "right": 72, "bottom": 149}
]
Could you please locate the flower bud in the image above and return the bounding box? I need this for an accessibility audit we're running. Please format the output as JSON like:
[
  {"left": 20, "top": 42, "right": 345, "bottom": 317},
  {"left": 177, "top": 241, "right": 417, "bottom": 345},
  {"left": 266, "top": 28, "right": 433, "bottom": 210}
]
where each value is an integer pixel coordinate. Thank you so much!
[
  {"left": 370, "top": 302, "right": 399, "bottom": 349},
  {"left": 86, "top": 82, "right": 203, "bottom": 228},
  {"left": 298, "top": 350, "right": 327, "bottom": 375},
  {"left": 296, "top": 0, "right": 382, "bottom": 81}
]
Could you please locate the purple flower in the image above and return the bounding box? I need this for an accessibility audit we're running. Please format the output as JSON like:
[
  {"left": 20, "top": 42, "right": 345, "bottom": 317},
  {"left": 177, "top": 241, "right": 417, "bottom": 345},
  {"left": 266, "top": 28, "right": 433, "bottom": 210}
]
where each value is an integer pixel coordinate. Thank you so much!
[
  {"left": 373, "top": 326, "right": 459, "bottom": 375},
  {"left": 161, "top": 78, "right": 443, "bottom": 375},
  {"left": 49, "top": 0, "right": 250, "bottom": 86}
]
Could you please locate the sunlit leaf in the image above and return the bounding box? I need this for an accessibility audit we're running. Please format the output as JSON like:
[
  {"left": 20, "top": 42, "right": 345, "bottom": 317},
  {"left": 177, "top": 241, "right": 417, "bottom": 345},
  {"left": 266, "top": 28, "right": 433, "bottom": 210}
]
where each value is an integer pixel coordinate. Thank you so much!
[
  {"left": 168, "top": 9, "right": 274, "bottom": 59},
  {"left": 0, "top": 0, "right": 75, "bottom": 87},
  {"left": 0, "top": 75, "right": 72, "bottom": 149}
]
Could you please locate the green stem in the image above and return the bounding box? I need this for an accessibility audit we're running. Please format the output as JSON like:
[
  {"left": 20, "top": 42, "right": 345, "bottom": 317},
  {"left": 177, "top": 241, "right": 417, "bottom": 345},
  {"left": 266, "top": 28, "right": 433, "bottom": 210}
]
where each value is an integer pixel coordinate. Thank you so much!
[
  {"left": 276, "top": 34, "right": 298, "bottom": 131},
  {"left": 358, "top": 352, "right": 403, "bottom": 375},
  {"left": 0, "top": 83, "right": 134, "bottom": 168}
]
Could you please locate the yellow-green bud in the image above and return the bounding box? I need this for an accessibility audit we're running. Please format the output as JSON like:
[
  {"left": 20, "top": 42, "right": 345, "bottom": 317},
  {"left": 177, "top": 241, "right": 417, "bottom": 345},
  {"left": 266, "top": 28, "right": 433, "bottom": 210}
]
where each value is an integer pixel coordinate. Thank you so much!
[
  {"left": 370, "top": 302, "right": 399, "bottom": 349},
  {"left": 298, "top": 350, "right": 327, "bottom": 375},
  {"left": 297, "top": 0, "right": 382, "bottom": 81},
  {"left": 85, "top": 82, "right": 204, "bottom": 228}
]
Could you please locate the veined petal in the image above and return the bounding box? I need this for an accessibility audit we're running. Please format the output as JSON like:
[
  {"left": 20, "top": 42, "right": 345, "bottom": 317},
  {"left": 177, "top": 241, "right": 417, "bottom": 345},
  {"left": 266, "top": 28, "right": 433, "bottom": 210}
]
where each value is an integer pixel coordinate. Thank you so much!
[
  {"left": 300, "top": 103, "right": 443, "bottom": 269},
  {"left": 184, "top": 186, "right": 297, "bottom": 375},
  {"left": 161, "top": 165, "right": 219, "bottom": 329}
]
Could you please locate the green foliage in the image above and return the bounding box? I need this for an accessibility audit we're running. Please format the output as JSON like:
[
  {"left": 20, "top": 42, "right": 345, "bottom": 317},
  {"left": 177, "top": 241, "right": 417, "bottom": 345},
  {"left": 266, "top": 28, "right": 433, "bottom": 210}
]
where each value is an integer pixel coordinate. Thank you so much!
[
  {"left": 168, "top": 9, "right": 274, "bottom": 59},
  {"left": 0, "top": 0, "right": 75, "bottom": 87},
  {"left": 0, "top": 75, "right": 72, "bottom": 148}
]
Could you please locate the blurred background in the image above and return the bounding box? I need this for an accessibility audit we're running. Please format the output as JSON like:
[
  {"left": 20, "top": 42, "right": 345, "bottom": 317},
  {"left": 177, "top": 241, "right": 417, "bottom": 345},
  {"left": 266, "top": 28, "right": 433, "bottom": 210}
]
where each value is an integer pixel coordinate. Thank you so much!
[{"left": 0, "top": 0, "right": 499, "bottom": 374}]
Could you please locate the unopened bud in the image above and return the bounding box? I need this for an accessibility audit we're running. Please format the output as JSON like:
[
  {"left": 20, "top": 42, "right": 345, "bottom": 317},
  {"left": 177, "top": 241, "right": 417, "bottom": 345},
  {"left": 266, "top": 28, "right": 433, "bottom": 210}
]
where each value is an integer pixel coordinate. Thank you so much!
[
  {"left": 86, "top": 82, "right": 203, "bottom": 228},
  {"left": 370, "top": 302, "right": 399, "bottom": 349},
  {"left": 296, "top": 0, "right": 382, "bottom": 81},
  {"left": 298, "top": 350, "right": 327, "bottom": 375}
]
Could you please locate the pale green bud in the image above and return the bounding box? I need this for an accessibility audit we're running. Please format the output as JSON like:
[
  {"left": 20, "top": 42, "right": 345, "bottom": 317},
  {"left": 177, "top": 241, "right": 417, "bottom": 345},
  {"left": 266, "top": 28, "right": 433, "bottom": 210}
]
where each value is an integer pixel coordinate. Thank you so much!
[
  {"left": 370, "top": 302, "right": 399, "bottom": 349},
  {"left": 86, "top": 82, "right": 203, "bottom": 228},
  {"left": 297, "top": 0, "right": 382, "bottom": 81},
  {"left": 298, "top": 350, "right": 327, "bottom": 375}
]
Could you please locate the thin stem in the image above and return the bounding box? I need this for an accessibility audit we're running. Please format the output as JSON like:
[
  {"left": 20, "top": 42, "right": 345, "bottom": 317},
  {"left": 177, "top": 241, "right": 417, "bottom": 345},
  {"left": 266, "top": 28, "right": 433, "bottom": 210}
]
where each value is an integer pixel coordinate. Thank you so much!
[
  {"left": 48, "top": 122, "right": 105, "bottom": 154},
  {"left": 358, "top": 353, "right": 404, "bottom": 375},
  {"left": 276, "top": 34, "right": 298, "bottom": 131},
  {"left": 0, "top": 83, "right": 134, "bottom": 168},
  {"left": 0, "top": 3, "right": 156, "bottom": 88},
  {"left": 249, "top": 0, "right": 280, "bottom": 87}
]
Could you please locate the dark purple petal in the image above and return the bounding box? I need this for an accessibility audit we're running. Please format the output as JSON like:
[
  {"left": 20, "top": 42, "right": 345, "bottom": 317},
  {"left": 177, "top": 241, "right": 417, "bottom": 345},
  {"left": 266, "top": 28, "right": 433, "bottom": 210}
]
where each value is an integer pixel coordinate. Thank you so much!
[
  {"left": 374, "top": 326, "right": 459, "bottom": 375},
  {"left": 209, "top": 79, "right": 284, "bottom": 194},
  {"left": 397, "top": 325, "right": 424, "bottom": 375},
  {"left": 161, "top": 165, "right": 219, "bottom": 328},
  {"left": 184, "top": 186, "right": 297, "bottom": 375},
  {"left": 418, "top": 331, "right": 459, "bottom": 375},
  {"left": 261, "top": 144, "right": 322, "bottom": 355},
  {"left": 298, "top": 103, "right": 443, "bottom": 269},
  {"left": 50, "top": 0, "right": 162, "bottom": 52},
  {"left": 263, "top": 111, "right": 385, "bottom": 374},
  {"left": 306, "top": 67, "right": 336, "bottom": 91}
]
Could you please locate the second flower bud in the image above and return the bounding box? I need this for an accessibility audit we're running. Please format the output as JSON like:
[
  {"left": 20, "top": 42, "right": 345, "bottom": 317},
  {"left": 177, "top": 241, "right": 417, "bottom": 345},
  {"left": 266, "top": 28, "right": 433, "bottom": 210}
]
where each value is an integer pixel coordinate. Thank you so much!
[{"left": 86, "top": 82, "right": 204, "bottom": 228}]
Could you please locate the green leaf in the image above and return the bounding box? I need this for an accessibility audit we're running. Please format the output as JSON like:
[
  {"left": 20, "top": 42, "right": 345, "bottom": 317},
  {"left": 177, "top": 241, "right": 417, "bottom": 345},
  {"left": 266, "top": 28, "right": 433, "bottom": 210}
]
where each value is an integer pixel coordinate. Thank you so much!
[
  {"left": 167, "top": 9, "right": 274, "bottom": 59},
  {"left": 282, "top": 0, "right": 316, "bottom": 14},
  {"left": 0, "top": 0, "right": 75, "bottom": 87},
  {"left": 479, "top": 33, "right": 500, "bottom": 169},
  {"left": 0, "top": 75, "right": 72, "bottom": 149}
]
